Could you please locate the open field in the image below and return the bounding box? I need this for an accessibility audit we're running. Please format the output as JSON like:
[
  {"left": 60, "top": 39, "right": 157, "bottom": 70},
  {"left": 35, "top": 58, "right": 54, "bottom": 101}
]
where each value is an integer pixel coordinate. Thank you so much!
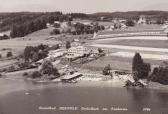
[
  {"left": 0, "top": 27, "right": 60, "bottom": 57},
  {"left": 85, "top": 35, "right": 168, "bottom": 71},
  {"left": 94, "top": 38, "right": 168, "bottom": 49},
  {"left": 82, "top": 55, "right": 162, "bottom": 71},
  {"left": 98, "top": 24, "right": 164, "bottom": 35}
]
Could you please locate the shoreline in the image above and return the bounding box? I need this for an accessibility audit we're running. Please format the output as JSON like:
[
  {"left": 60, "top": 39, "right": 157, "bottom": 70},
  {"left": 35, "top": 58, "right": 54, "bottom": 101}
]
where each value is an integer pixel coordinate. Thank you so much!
[{"left": 1, "top": 75, "right": 168, "bottom": 99}]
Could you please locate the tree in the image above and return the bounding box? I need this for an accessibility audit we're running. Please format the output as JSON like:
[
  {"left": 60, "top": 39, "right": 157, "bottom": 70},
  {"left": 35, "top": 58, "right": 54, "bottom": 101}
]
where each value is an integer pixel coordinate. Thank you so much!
[
  {"left": 126, "top": 19, "right": 135, "bottom": 26},
  {"left": 6, "top": 52, "right": 13, "bottom": 58},
  {"left": 102, "top": 64, "right": 111, "bottom": 75},
  {"left": 132, "top": 53, "right": 151, "bottom": 81},
  {"left": 50, "top": 29, "right": 60, "bottom": 35},
  {"left": 141, "top": 63, "right": 151, "bottom": 78},
  {"left": 10, "top": 25, "right": 18, "bottom": 38},
  {"left": 66, "top": 41, "right": 71, "bottom": 49},
  {"left": 32, "top": 52, "right": 39, "bottom": 62},
  {"left": 149, "top": 62, "right": 168, "bottom": 85},
  {"left": 0, "top": 54, "right": 2, "bottom": 59},
  {"left": 98, "top": 48, "right": 104, "bottom": 53},
  {"left": 24, "top": 46, "right": 34, "bottom": 62}
]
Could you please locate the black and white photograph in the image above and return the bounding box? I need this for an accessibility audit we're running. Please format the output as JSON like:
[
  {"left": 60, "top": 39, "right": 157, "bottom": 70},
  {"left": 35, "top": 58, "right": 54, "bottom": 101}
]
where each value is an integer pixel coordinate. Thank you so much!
[{"left": 0, "top": 0, "right": 168, "bottom": 114}]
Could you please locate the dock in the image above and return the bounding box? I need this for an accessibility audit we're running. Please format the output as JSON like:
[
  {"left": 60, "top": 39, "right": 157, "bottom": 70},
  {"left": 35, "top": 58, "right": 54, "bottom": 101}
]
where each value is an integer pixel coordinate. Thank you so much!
[{"left": 62, "top": 73, "right": 83, "bottom": 82}]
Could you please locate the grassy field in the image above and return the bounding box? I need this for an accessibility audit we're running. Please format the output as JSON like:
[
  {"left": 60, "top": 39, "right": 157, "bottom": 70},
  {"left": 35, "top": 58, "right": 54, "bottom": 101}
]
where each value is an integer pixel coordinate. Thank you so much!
[
  {"left": 0, "top": 27, "right": 59, "bottom": 57},
  {"left": 82, "top": 55, "right": 162, "bottom": 71},
  {"left": 98, "top": 24, "right": 164, "bottom": 35},
  {"left": 94, "top": 39, "right": 168, "bottom": 49}
]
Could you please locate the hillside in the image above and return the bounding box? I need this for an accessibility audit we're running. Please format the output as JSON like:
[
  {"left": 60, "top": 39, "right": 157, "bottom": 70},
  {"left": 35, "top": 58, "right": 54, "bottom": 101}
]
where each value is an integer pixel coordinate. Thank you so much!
[{"left": 91, "top": 11, "right": 168, "bottom": 20}]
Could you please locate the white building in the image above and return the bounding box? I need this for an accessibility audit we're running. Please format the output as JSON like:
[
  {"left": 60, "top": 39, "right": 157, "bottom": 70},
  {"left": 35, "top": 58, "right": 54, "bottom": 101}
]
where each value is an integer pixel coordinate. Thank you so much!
[
  {"left": 48, "top": 49, "right": 67, "bottom": 58},
  {"left": 137, "top": 15, "right": 147, "bottom": 25},
  {"left": 66, "top": 46, "right": 90, "bottom": 59}
]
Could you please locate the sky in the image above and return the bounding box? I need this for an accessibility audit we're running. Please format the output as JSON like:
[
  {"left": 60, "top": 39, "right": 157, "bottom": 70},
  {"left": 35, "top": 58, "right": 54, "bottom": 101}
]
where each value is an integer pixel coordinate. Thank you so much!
[{"left": 0, "top": 0, "right": 168, "bottom": 13}]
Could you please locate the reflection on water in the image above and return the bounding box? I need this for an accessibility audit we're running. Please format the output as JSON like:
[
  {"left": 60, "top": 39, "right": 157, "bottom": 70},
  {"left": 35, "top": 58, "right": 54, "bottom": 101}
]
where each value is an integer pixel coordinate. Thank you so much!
[{"left": 0, "top": 79, "right": 168, "bottom": 114}]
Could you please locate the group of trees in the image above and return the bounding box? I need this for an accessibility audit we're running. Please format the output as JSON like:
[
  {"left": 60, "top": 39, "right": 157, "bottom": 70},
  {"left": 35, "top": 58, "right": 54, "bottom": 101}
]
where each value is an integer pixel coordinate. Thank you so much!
[
  {"left": 50, "top": 22, "right": 105, "bottom": 36},
  {"left": 24, "top": 44, "right": 49, "bottom": 62},
  {"left": 72, "top": 22, "right": 105, "bottom": 35},
  {"left": 126, "top": 19, "right": 135, "bottom": 27},
  {"left": 132, "top": 53, "right": 151, "bottom": 82},
  {"left": 148, "top": 62, "right": 168, "bottom": 85},
  {"left": 10, "top": 19, "right": 47, "bottom": 38},
  {"left": 6, "top": 52, "right": 13, "bottom": 58},
  {"left": 30, "top": 60, "right": 60, "bottom": 79},
  {"left": 0, "top": 12, "right": 69, "bottom": 32}
]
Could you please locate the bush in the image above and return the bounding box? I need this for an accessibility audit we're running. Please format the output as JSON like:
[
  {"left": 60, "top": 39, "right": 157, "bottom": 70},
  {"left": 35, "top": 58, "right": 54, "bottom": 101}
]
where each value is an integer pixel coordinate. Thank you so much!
[
  {"left": 31, "top": 71, "right": 42, "bottom": 79},
  {"left": 6, "top": 52, "right": 13, "bottom": 58}
]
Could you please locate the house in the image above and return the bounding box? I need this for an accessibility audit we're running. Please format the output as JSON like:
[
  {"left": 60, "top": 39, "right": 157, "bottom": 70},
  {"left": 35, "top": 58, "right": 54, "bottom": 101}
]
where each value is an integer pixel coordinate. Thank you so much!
[
  {"left": 66, "top": 46, "right": 90, "bottom": 59},
  {"left": 36, "top": 49, "right": 67, "bottom": 65},
  {"left": 137, "top": 15, "right": 147, "bottom": 25},
  {"left": 93, "top": 32, "right": 98, "bottom": 38},
  {"left": 0, "top": 33, "right": 5, "bottom": 37}
]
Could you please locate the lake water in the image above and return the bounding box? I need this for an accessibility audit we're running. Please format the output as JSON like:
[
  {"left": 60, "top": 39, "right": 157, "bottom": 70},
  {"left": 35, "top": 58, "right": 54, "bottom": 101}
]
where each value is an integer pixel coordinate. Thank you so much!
[{"left": 0, "top": 79, "right": 168, "bottom": 114}]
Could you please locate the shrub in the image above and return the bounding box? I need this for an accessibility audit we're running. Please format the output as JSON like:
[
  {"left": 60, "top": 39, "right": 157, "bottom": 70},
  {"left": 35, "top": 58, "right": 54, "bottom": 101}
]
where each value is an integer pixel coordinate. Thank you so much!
[
  {"left": 6, "top": 52, "right": 13, "bottom": 58},
  {"left": 31, "top": 71, "right": 42, "bottom": 79}
]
